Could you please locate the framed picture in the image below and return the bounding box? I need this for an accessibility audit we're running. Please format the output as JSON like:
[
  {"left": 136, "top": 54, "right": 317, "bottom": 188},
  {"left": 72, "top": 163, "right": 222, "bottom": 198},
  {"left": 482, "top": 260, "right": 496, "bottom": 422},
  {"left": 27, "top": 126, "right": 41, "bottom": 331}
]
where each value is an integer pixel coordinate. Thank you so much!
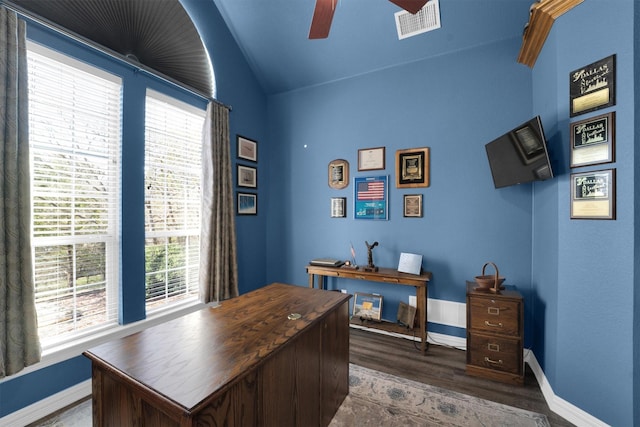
[
  {"left": 237, "top": 192, "right": 257, "bottom": 215},
  {"left": 396, "top": 147, "right": 430, "bottom": 188},
  {"left": 237, "top": 135, "right": 257, "bottom": 162},
  {"left": 570, "top": 169, "right": 616, "bottom": 220},
  {"left": 570, "top": 54, "right": 616, "bottom": 117},
  {"left": 570, "top": 112, "right": 615, "bottom": 168},
  {"left": 353, "top": 292, "right": 383, "bottom": 322},
  {"left": 354, "top": 175, "right": 388, "bottom": 220},
  {"left": 237, "top": 164, "right": 257, "bottom": 188},
  {"left": 403, "top": 194, "right": 422, "bottom": 217},
  {"left": 328, "top": 159, "right": 349, "bottom": 189},
  {"left": 358, "top": 147, "right": 385, "bottom": 171},
  {"left": 330, "top": 197, "right": 346, "bottom": 218}
]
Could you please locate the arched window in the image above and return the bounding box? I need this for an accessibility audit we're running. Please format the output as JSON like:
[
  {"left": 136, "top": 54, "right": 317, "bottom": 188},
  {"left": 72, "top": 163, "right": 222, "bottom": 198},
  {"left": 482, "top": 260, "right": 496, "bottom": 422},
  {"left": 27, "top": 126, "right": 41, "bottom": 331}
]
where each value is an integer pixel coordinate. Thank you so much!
[{"left": 9, "top": 0, "right": 215, "bottom": 98}]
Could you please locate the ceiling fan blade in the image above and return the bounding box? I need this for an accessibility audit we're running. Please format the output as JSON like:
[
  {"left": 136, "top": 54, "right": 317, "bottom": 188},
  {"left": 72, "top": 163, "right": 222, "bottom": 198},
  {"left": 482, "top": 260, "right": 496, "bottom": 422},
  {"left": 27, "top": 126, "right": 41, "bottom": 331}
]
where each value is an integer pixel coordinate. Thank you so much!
[
  {"left": 309, "top": 0, "right": 337, "bottom": 39},
  {"left": 389, "top": 0, "right": 429, "bottom": 14}
]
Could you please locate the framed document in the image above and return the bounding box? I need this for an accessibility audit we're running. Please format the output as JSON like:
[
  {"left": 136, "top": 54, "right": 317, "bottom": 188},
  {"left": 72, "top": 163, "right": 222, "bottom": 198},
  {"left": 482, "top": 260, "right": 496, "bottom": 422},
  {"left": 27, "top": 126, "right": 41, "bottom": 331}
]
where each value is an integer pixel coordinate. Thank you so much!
[
  {"left": 237, "top": 192, "right": 257, "bottom": 215},
  {"left": 570, "top": 54, "right": 616, "bottom": 117},
  {"left": 570, "top": 169, "right": 615, "bottom": 220},
  {"left": 358, "top": 147, "right": 385, "bottom": 171},
  {"left": 570, "top": 112, "right": 615, "bottom": 168},
  {"left": 353, "top": 292, "right": 383, "bottom": 321},
  {"left": 330, "top": 197, "right": 346, "bottom": 218},
  {"left": 354, "top": 176, "right": 388, "bottom": 220},
  {"left": 396, "top": 147, "right": 430, "bottom": 188},
  {"left": 328, "top": 159, "right": 349, "bottom": 189},
  {"left": 403, "top": 194, "right": 422, "bottom": 217}
]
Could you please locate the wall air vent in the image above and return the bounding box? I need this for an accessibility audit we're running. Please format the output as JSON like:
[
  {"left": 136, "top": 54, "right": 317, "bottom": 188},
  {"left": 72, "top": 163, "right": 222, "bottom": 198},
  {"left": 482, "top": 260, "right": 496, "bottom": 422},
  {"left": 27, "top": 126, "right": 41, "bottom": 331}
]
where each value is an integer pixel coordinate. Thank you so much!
[{"left": 394, "top": 0, "right": 441, "bottom": 40}]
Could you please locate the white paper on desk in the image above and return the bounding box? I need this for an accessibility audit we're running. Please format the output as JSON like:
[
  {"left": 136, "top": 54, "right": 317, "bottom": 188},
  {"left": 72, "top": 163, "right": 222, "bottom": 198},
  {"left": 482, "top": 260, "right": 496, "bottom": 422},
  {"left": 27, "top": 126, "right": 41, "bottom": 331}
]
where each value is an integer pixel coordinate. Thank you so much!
[{"left": 397, "top": 253, "right": 422, "bottom": 275}]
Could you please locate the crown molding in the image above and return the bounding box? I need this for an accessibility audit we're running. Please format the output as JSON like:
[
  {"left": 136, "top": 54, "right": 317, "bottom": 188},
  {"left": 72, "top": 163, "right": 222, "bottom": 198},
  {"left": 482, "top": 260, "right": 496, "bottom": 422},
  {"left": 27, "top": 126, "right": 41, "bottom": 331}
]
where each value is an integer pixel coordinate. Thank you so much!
[{"left": 517, "top": 0, "right": 584, "bottom": 67}]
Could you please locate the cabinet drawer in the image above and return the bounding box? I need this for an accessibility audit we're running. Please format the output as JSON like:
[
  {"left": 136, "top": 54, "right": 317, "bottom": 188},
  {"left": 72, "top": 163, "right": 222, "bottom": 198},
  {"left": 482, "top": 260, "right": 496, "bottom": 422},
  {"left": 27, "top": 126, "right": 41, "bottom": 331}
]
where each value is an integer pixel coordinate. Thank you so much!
[
  {"left": 468, "top": 297, "right": 520, "bottom": 336},
  {"left": 467, "top": 333, "right": 522, "bottom": 375}
]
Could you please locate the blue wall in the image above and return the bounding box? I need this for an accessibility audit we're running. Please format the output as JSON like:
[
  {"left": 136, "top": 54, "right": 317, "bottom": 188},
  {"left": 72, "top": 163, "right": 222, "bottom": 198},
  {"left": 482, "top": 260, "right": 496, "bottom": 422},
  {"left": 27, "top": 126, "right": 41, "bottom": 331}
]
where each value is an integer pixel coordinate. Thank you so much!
[
  {"left": 266, "top": 37, "right": 538, "bottom": 334},
  {"left": 532, "top": 1, "right": 635, "bottom": 425}
]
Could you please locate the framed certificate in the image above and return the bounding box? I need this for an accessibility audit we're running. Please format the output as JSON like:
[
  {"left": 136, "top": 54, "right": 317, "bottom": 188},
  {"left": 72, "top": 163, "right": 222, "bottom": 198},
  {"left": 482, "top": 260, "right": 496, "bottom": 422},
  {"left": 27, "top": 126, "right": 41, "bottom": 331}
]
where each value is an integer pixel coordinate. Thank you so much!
[
  {"left": 328, "top": 159, "right": 349, "bottom": 189},
  {"left": 570, "top": 169, "right": 615, "bottom": 220},
  {"left": 358, "top": 147, "right": 385, "bottom": 171},
  {"left": 570, "top": 54, "right": 616, "bottom": 117},
  {"left": 396, "top": 147, "right": 430, "bottom": 188},
  {"left": 570, "top": 112, "right": 615, "bottom": 168}
]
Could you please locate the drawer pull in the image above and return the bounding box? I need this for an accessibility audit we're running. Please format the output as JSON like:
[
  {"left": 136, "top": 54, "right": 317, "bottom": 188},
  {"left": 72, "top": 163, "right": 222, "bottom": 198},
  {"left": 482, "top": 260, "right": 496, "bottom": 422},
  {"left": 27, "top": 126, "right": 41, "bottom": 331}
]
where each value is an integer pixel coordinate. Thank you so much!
[
  {"left": 383, "top": 278, "right": 400, "bottom": 283},
  {"left": 487, "top": 343, "right": 500, "bottom": 352},
  {"left": 484, "top": 320, "right": 503, "bottom": 328},
  {"left": 484, "top": 356, "right": 503, "bottom": 365},
  {"left": 487, "top": 307, "right": 500, "bottom": 315}
]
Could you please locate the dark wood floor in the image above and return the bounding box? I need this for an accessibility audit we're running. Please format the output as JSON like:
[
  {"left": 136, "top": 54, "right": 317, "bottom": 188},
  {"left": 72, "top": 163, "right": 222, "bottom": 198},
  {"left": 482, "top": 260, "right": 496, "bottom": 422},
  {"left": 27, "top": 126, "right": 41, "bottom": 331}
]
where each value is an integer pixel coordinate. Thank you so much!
[{"left": 349, "top": 328, "right": 575, "bottom": 427}]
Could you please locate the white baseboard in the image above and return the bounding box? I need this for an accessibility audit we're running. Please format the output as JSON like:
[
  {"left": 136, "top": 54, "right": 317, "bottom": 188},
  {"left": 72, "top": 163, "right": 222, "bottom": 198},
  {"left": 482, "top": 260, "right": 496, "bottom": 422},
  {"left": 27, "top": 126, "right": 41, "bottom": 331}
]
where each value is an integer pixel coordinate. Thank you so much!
[
  {"left": 0, "top": 379, "right": 91, "bottom": 427},
  {"left": 524, "top": 350, "right": 609, "bottom": 427}
]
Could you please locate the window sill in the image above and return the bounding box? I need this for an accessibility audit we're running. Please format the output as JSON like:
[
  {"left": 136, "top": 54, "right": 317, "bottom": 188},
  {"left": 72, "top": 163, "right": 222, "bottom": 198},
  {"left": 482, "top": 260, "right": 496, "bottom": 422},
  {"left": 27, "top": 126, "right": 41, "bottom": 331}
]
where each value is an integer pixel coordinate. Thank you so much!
[{"left": 0, "top": 299, "right": 216, "bottom": 384}]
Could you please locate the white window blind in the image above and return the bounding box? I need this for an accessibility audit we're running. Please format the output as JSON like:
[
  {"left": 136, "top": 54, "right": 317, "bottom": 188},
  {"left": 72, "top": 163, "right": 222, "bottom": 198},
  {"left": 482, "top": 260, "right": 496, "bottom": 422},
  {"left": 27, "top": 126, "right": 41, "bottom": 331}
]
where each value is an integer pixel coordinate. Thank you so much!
[
  {"left": 27, "top": 42, "right": 122, "bottom": 345},
  {"left": 144, "top": 90, "right": 205, "bottom": 312}
]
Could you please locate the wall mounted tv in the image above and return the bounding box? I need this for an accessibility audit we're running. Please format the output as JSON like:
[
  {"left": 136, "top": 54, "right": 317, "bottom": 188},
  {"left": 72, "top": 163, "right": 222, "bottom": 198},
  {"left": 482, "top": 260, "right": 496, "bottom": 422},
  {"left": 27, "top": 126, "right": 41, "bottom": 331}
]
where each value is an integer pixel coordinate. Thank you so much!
[{"left": 485, "top": 116, "right": 553, "bottom": 189}]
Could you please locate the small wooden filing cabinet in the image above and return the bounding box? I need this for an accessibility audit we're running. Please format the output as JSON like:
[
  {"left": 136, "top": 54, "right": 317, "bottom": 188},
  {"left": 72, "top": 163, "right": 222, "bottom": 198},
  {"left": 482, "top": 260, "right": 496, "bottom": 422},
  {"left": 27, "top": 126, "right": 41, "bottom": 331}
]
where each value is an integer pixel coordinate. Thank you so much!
[{"left": 466, "top": 283, "right": 524, "bottom": 385}]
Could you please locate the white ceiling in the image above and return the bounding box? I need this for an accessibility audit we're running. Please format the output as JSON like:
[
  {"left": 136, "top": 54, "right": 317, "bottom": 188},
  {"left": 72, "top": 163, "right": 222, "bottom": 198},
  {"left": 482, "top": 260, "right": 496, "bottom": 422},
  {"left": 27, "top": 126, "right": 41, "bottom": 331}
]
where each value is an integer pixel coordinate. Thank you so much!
[{"left": 211, "top": 0, "right": 534, "bottom": 94}]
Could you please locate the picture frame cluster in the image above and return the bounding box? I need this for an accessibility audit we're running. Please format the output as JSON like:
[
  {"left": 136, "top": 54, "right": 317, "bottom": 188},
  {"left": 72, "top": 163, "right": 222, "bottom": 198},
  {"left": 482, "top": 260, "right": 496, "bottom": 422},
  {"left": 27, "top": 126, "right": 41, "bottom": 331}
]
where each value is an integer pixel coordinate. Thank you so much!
[
  {"left": 328, "top": 146, "right": 430, "bottom": 219},
  {"left": 568, "top": 54, "right": 616, "bottom": 220},
  {"left": 236, "top": 135, "right": 258, "bottom": 215}
]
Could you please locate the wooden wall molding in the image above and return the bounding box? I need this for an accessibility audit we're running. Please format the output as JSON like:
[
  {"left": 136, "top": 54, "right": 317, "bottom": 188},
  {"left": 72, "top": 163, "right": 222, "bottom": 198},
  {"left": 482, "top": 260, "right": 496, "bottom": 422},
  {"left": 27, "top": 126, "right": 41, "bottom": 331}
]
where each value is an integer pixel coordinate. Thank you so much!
[{"left": 517, "top": 0, "right": 584, "bottom": 67}]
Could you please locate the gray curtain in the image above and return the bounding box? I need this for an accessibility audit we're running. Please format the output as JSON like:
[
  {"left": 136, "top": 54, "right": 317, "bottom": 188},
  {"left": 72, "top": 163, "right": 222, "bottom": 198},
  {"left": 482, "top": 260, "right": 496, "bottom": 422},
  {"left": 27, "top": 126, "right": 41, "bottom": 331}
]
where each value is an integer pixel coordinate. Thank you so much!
[
  {"left": 200, "top": 102, "right": 238, "bottom": 302},
  {"left": 0, "top": 8, "right": 41, "bottom": 379}
]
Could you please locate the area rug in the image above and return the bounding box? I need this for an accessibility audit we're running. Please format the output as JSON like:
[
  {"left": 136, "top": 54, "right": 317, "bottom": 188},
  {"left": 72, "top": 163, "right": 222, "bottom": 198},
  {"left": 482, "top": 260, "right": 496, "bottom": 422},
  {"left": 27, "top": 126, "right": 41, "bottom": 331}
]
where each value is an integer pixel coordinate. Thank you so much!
[
  {"left": 34, "top": 364, "right": 550, "bottom": 426},
  {"left": 330, "top": 364, "right": 550, "bottom": 427}
]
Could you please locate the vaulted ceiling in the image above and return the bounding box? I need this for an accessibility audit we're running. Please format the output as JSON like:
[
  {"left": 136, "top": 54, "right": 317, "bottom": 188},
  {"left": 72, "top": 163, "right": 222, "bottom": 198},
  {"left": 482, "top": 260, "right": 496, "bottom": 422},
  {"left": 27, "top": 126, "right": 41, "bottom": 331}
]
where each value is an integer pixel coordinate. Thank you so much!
[{"left": 212, "top": 0, "right": 534, "bottom": 94}]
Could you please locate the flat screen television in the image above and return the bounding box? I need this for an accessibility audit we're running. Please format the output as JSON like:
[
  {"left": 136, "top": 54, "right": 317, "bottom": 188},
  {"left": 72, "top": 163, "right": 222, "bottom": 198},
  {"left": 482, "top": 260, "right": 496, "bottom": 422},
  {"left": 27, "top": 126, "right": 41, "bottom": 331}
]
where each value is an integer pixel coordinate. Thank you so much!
[{"left": 485, "top": 116, "right": 553, "bottom": 188}]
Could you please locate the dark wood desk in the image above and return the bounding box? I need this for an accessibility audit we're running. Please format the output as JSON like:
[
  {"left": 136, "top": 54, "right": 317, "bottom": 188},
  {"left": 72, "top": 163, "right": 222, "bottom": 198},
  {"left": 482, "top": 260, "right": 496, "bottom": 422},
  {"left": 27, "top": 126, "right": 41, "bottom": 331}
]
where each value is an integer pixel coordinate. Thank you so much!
[
  {"left": 306, "top": 265, "right": 432, "bottom": 354},
  {"left": 84, "top": 283, "right": 351, "bottom": 427}
]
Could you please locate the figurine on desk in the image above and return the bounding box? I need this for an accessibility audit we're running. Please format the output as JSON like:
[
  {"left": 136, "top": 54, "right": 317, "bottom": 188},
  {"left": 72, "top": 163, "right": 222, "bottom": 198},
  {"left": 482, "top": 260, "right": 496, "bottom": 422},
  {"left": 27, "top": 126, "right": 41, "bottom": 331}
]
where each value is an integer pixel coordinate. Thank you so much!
[{"left": 364, "top": 241, "right": 379, "bottom": 272}]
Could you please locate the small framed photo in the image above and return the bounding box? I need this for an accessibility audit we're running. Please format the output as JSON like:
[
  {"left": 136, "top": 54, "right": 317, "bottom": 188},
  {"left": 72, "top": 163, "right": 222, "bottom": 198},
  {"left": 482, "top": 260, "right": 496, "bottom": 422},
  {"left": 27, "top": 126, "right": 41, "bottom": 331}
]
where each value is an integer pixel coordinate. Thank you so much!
[
  {"left": 403, "top": 194, "right": 423, "bottom": 217},
  {"left": 237, "top": 164, "right": 257, "bottom": 188},
  {"left": 328, "top": 159, "right": 349, "bottom": 189},
  {"left": 396, "top": 147, "right": 430, "bottom": 188},
  {"left": 331, "top": 197, "right": 346, "bottom": 218},
  {"left": 237, "top": 135, "right": 257, "bottom": 162},
  {"left": 237, "top": 192, "right": 257, "bottom": 215},
  {"left": 570, "top": 169, "right": 616, "bottom": 220},
  {"left": 358, "top": 147, "right": 386, "bottom": 171},
  {"left": 570, "top": 112, "right": 615, "bottom": 168},
  {"left": 353, "top": 292, "right": 383, "bottom": 322}
]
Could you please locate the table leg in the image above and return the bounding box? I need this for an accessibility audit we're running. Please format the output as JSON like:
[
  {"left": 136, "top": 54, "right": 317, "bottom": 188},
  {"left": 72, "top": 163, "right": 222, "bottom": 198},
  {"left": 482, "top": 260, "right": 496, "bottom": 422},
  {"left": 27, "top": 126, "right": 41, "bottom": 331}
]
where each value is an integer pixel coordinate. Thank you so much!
[
  {"left": 416, "top": 286, "right": 428, "bottom": 354},
  {"left": 308, "top": 273, "right": 314, "bottom": 288}
]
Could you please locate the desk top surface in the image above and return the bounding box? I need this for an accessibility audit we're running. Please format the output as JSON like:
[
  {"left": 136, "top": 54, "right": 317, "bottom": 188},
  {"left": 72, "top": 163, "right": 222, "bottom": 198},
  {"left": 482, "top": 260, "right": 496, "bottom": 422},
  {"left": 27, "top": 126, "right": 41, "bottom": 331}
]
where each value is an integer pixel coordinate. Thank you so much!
[
  {"left": 307, "top": 265, "right": 432, "bottom": 283},
  {"left": 84, "top": 283, "right": 350, "bottom": 411}
]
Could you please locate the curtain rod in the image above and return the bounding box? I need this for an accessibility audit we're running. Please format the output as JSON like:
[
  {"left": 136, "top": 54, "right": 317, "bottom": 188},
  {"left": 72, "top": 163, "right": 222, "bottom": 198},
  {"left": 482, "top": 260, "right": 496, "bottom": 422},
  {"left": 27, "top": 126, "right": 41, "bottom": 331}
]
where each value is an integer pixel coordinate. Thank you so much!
[{"left": 1, "top": 1, "right": 232, "bottom": 111}]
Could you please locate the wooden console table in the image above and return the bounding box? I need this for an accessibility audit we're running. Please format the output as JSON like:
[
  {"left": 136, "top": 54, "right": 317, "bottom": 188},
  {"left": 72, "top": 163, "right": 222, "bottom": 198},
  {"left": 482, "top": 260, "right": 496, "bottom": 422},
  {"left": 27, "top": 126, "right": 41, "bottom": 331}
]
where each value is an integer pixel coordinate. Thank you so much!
[
  {"left": 306, "top": 265, "right": 432, "bottom": 354},
  {"left": 84, "top": 283, "right": 351, "bottom": 427}
]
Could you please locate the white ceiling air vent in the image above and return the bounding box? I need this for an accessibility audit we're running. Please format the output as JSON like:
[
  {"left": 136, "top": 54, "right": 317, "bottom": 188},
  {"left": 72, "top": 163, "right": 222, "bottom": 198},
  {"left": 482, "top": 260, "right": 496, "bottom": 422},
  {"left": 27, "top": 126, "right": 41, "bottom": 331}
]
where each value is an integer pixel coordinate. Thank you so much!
[{"left": 394, "top": 0, "right": 441, "bottom": 40}]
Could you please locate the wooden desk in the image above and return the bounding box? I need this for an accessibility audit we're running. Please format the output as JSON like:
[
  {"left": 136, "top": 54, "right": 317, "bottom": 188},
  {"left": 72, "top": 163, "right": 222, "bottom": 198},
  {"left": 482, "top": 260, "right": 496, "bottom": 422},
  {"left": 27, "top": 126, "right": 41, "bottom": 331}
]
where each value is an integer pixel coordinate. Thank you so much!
[
  {"left": 306, "top": 265, "right": 432, "bottom": 354},
  {"left": 84, "top": 283, "right": 351, "bottom": 427}
]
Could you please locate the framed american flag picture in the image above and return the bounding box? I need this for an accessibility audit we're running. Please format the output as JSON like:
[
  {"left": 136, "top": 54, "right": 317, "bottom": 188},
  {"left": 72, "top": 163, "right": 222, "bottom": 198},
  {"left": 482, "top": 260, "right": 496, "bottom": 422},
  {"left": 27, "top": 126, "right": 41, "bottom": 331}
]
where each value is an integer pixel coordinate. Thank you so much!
[{"left": 354, "top": 176, "right": 388, "bottom": 220}]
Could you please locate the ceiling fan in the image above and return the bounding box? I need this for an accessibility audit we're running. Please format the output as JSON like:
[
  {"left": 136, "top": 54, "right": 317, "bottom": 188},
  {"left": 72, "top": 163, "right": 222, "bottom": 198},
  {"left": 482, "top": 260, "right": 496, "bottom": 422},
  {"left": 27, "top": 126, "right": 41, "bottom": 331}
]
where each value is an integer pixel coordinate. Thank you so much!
[{"left": 309, "top": 0, "right": 430, "bottom": 39}]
